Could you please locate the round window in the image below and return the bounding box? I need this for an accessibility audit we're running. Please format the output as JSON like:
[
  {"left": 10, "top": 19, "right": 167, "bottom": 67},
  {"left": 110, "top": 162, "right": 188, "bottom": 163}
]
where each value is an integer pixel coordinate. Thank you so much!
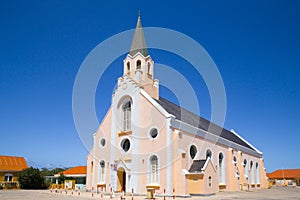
[
  {"left": 190, "top": 145, "right": 197, "bottom": 159},
  {"left": 100, "top": 160, "right": 105, "bottom": 168},
  {"left": 100, "top": 138, "right": 106, "bottom": 147},
  {"left": 150, "top": 128, "right": 158, "bottom": 139},
  {"left": 121, "top": 138, "right": 130, "bottom": 152}
]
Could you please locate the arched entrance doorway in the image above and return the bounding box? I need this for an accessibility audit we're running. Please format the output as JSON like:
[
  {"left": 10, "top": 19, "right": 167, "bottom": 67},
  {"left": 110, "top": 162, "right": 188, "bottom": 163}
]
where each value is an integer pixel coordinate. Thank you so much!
[{"left": 117, "top": 167, "right": 126, "bottom": 192}]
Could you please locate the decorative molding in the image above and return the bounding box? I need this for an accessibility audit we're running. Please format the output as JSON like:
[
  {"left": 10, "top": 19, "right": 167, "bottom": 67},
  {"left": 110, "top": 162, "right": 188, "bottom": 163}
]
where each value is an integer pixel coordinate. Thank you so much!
[
  {"left": 118, "top": 130, "right": 132, "bottom": 137},
  {"left": 146, "top": 184, "right": 160, "bottom": 190},
  {"left": 166, "top": 118, "right": 172, "bottom": 195}
]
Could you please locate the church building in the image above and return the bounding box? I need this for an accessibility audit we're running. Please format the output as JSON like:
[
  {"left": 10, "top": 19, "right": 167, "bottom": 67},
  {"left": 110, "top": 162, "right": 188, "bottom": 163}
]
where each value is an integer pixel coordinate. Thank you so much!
[{"left": 86, "top": 16, "right": 268, "bottom": 196}]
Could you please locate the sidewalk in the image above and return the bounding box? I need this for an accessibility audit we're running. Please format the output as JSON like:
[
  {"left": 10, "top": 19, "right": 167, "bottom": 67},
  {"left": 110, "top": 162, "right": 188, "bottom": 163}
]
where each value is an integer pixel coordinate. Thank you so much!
[
  {"left": 0, "top": 187, "right": 299, "bottom": 200},
  {"left": 41, "top": 187, "right": 300, "bottom": 200}
]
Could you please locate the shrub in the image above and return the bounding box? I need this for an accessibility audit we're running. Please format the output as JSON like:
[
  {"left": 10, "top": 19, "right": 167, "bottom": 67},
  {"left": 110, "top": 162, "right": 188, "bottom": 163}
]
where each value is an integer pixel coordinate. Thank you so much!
[
  {"left": 4, "top": 183, "right": 16, "bottom": 189},
  {"left": 18, "top": 167, "right": 47, "bottom": 189}
]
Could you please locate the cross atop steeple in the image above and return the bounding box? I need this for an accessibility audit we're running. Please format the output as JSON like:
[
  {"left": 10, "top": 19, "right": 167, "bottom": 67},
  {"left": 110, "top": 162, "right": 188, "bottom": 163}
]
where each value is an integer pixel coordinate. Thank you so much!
[{"left": 129, "top": 13, "right": 148, "bottom": 57}]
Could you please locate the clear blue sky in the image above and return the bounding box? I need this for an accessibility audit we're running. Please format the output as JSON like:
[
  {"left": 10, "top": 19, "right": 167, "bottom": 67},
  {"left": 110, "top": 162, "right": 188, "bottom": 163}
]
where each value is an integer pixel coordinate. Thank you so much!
[{"left": 0, "top": 0, "right": 299, "bottom": 172}]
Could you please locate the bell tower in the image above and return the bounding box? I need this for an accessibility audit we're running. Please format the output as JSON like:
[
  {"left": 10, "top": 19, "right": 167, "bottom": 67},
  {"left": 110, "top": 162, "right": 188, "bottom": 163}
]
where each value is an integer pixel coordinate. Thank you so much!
[{"left": 123, "top": 15, "right": 159, "bottom": 99}]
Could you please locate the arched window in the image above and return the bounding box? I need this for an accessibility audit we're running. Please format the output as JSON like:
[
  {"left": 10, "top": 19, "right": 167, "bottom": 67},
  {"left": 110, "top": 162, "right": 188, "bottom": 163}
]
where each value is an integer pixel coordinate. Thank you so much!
[
  {"left": 99, "top": 160, "right": 105, "bottom": 183},
  {"left": 256, "top": 162, "right": 260, "bottom": 184},
  {"left": 150, "top": 155, "right": 158, "bottom": 183},
  {"left": 243, "top": 159, "right": 248, "bottom": 179},
  {"left": 147, "top": 62, "right": 151, "bottom": 74},
  {"left": 127, "top": 62, "right": 130, "bottom": 72},
  {"left": 91, "top": 161, "right": 94, "bottom": 174},
  {"left": 250, "top": 161, "right": 254, "bottom": 184},
  {"left": 233, "top": 156, "right": 237, "bottom": 165},
  {"left": 4, "top": 173, "right": 13, "bottom": 182},
  {"left": 189, "top": 145, "right": 197, "bottom": 159},
  {"left": 136, "top": 60, "right": 141, "bottom": 70},
  {"left": 206, "top": 149, "right": 212, "bottom": 159},
  {"left": 122, "top": 101, "right": 131, "bottom": 131},
  {"left": 218, "top": 153, "right": 225, "bottom": 184}
]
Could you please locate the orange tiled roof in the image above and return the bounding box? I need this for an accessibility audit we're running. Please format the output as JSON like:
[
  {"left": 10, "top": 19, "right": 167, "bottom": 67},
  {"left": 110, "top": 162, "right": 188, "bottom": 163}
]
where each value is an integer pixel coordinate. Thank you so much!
[
  {"left": 267, "top": 169, "right": 300, "bottom": 179},
  {"left": 0, "top": 155, "right": 28, "bottom": 171},
  {"left": 60, "top": 166, "right": 86, "bottom": 175}
]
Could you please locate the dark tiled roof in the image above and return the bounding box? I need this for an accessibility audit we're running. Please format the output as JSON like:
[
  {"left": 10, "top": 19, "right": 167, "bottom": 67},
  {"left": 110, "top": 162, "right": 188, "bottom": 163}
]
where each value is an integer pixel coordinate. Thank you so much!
[
  {"left": 156, "top": 97, "right": 255, "bottom": 151},
  {"left": 188, "top": 160, "right": 207, "bottom": 173}
]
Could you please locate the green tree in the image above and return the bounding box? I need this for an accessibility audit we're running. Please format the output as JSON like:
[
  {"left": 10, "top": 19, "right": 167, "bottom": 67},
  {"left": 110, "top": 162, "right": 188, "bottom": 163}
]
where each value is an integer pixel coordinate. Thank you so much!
[
  {"left": 51, "top": 168, "right": 65, "bottom": 176},
  {"left": 57, "top": 173, "right": 66, "bottom": 184},
  {"left": 40, "top": 168, "right": 51, "bottom": 176},
  {"left": 40, "top": 167, "right": 66, "bottom": 176},
  {"left": 18, "top": 167, "right": 47, "bottom": 189}
]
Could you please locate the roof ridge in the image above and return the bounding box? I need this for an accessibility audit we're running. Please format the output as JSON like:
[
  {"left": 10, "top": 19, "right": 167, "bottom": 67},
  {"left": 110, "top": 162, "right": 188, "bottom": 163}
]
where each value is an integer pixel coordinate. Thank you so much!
[
  {"left": 0, "top": 155, "right": 25, "bottom": 158},
  {"left": 273, "top": 168, "right": 300, "bottom": 172}
]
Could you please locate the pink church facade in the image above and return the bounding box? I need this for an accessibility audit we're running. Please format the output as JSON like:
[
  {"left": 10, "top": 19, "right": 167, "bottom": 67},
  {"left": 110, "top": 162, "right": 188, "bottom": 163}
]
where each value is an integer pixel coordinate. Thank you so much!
[{"left": 86, "top": 16, "right": 268, "bottom": 196}]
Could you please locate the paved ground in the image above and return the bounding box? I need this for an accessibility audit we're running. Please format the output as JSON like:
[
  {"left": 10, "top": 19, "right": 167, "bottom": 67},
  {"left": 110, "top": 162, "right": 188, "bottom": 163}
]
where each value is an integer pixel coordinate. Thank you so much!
[{"left": 0, "top": 187, "right": 299, "bottom": 200}]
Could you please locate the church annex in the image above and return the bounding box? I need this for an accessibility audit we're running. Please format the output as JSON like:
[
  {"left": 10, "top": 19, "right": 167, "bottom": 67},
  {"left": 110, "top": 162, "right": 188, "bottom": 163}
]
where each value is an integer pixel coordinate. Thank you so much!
[{"left": 86, "top": 16, "right": 268, "bottom": 196}]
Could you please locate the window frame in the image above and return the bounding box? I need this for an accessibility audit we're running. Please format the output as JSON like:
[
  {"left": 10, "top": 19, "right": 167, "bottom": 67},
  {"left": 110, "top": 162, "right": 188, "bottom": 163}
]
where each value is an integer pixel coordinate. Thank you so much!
[
  {"left": 127, "top": 62, "right": 130, "bottom": 72},
  {"left": 136, "top": 60, "right": 141, "bottom": 70},
  {"left": 218, "top": 152, "right": 225, "bottom": 184},
  {"left": 100, "top": 138, "right": 106, "bottom": 148},
  {"left": 122, "top": 101, "right": 131, "bottom": 132},
  {"left": 149, "top": 128, "right": 159, "bottom": 139},
  {"left": 99, "top": 160, "right": 105, "bottom": 183},
  {"left": 120, "top": 138, "right": 131, "bottom": 152},
  {"left": 4, "top": 173, "right": 13, "bottom": 182},
  {"left": 149, "top": 155, "right": 159, "bottom": 184},
  {"left": 189, "top": 145, "right": 198, "bottom": 160},
  {"left": 206, "top": 149, "right": 212, "bottom": 160}
]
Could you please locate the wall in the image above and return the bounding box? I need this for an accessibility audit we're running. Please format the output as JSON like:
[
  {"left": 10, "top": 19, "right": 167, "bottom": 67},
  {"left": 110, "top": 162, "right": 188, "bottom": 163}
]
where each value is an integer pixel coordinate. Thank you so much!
[
  {"left": 186, "top": 174, "right": 204, "bottom": 194},
  {"left": 0, "top": 172, "right": 19, "bottom": 182},
  {"left": 86, "top": 107, "right": 112, "bottom": 191},
  {"left": 202, "top": 160, "right": 218, "bottom": 194},
  {"left": 173, "top": 127, "right": 267, "bottom": 193},
  {"left": 136, "top": 93, "right": 168, "bottom": 194}
]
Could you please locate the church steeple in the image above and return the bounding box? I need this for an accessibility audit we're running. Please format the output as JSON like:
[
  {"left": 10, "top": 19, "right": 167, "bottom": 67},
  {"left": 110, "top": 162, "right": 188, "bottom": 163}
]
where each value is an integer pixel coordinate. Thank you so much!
[
  {"left": 129, "top": 14, "right": 148, "bottom": 57},
  {"left": 122, "top": 14, "right": 159, "bottom": 100}
]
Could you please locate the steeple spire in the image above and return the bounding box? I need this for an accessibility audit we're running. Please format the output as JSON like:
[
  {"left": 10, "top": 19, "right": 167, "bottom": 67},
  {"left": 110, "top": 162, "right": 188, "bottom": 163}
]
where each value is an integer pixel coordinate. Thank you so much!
[
  {"left": 123, "top": 14, "right": 159, "bottom": 99},
  {"left": 129, "top": 13, "right": 148, "bottom": 57}
]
